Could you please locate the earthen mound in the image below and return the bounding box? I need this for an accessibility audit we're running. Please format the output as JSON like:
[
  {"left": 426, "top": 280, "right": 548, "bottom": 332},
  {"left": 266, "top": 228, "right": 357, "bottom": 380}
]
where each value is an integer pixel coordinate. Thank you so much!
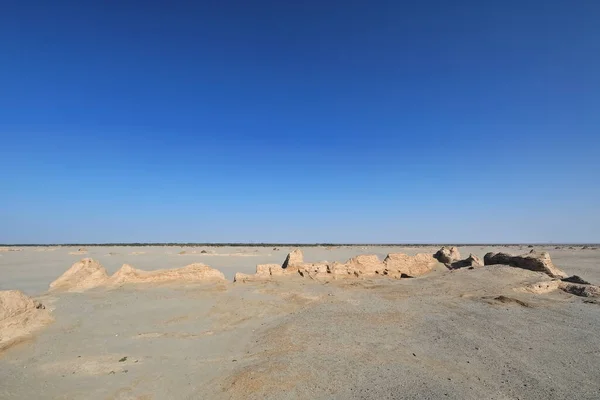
[
  {"left": 0, "top": 290, "right": 52, "bottom": 351},
  {"left": 484, "top": 251, "right": 566, "bottom": 278},
  {"left": 49, "top": 258, "right": 109, "bottom": 292}
]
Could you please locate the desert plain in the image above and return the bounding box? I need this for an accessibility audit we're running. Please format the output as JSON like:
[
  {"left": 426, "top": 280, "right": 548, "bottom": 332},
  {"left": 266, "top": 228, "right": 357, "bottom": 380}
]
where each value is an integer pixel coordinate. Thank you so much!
[{"left": 1, "top": 244, "right": 600, "bottom": 399}]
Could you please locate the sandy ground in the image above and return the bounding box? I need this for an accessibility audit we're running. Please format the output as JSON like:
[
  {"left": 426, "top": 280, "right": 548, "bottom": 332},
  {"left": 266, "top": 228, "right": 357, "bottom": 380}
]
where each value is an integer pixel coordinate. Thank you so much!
[{"left": 1, "top": 245, "right": 600, "bottom": 399}]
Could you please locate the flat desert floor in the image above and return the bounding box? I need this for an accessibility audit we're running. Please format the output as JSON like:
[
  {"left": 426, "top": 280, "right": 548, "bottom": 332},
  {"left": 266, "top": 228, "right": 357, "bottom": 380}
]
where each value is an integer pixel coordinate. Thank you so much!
[{"left": 1, "top": 245, "right": 600, "bottom": 399}]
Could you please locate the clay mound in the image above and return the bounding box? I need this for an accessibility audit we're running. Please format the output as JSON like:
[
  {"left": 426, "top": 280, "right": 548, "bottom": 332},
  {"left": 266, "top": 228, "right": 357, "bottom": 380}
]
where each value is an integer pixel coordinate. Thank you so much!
[
  {"left": 49, "top": 258, "right": 109, "bottom": 292},
  {"left": 383, "top": 253, "right": 438, "bottom": 277},
  {"left": 434, "top": 246, "right": 461, "bottom": 264},
  {"left": 0, "top": 290, "right": 52, "bottom": 351},
  {"left": 484, "top": 251, "right": 567, "bottom": 278},
  {"left": 109, "top": 263, "right": 225, "bottom": 285},
  {"left": 282, "top": 249, "right": 303, "bottom": 269}
]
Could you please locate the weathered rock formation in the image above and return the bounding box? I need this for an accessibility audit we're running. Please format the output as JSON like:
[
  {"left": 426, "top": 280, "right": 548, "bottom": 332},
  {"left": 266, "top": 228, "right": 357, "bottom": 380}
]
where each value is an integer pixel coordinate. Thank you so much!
[
  {"left": 50, "top": 259, "right": 226, "bottom": 291},
  {"left": 0, "top": 290, "right": 52, "bottom": 351},
  {"left": 109, "top": 263, "right": 225, "bottom": 285},
  {"left": 232, "top": 273, "right": 253, "bottom": 283},
  {"left": 484, "top": 251, "right": 566, "bottom": 278},
  {"left": 297, "top": 263, "right": 331, "bottom": 279},
  {"left": 314, "top": 253, "right": 438, "bottom": 279},
  {"left": 434, "top": 246, "right": 461, "bottom": 264},
  {"left": 49, "top": 258, "right": 109, "bottom": 292},
  {"left": 255, "top": 264, "right": 280, "bottom": 276},
  {"left": 561, "top": 275, "right": 591, "bottom": 285},
  {"left": 450, "top": 254, "right": 484, "bottom": 269},
  {"left": 520, "top": 280, "right": 561, "bottom": 294},
  {"left": 344, "top": 254, "right": 384, "bottom": 277},
  {"left": 521, "top": 280, "right": 599, "bottom": 298},
  {"left": 234, "top": 264, "right": 292, "bottom": 282},
  {"left": 235, "top": 250, "right": 440, "bottom": 282},
  {"left": 560, "top": 282, "right": 600, "bottom": 297},
  {"left": 383, "top": 253, "right": 438, "bottom": 277},
  {"left": 282, "top": 249, "right": 303, "bottom": 269}
]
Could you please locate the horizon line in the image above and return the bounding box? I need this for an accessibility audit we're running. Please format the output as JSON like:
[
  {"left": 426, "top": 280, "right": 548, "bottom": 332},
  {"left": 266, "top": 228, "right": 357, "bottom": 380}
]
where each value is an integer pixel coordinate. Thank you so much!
[{"left": 1, "top": 243, "right": 599, "bottom": 247}]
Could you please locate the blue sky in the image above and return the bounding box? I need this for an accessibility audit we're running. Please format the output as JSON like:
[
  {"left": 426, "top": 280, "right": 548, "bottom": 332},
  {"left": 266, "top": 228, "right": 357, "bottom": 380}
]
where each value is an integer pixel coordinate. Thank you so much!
[{"left": 1, "top": 1, "right": 599, "bottom": 244}]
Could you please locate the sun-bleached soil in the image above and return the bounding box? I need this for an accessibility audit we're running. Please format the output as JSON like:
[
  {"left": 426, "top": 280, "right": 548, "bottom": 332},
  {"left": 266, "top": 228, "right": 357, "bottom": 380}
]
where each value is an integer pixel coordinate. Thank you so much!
[{"left": 1, "top": 245, "right": 599, "bottom": 399}]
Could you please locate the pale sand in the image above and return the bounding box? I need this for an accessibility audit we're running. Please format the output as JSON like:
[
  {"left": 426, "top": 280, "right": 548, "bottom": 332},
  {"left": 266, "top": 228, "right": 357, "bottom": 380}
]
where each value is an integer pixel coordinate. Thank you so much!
[{"left": 1, "top": 245, "right": 599, "bottom": 399}]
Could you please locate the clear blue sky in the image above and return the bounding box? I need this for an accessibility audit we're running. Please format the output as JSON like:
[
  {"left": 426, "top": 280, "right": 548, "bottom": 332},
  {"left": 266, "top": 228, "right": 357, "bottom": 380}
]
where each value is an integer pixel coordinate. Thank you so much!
[{"left": 1, "top": 1, "right": 599, "bottom": 244}]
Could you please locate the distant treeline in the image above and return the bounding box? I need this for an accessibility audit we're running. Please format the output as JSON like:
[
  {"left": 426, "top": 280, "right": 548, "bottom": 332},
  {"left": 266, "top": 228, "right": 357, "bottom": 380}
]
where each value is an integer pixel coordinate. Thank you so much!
[{"left": 1, "top": 243, "right": 598, "bottom": 247}]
